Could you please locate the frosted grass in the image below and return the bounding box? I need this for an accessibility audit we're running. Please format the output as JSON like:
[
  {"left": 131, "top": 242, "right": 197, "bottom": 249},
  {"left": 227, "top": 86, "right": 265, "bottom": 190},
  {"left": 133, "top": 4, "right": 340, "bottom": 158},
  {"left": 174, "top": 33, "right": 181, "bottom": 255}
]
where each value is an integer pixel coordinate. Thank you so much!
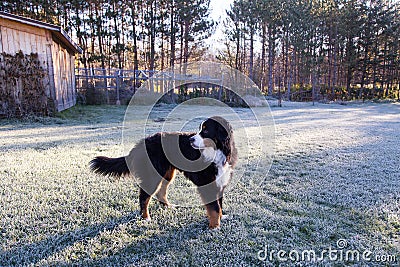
[{"left": 0, "top": 103, "right": 398, "bottom": 266}]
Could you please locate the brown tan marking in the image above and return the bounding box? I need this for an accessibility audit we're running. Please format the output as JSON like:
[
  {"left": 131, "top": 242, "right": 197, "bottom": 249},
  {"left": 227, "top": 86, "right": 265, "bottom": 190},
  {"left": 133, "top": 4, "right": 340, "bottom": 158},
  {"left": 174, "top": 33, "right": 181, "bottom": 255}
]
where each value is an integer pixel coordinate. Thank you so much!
[
  {"left": 156, "top": 167, "right": 176, "bottom": 207},
  {"left": 206, "top": 205, "right": 221, "bottom": 229}
]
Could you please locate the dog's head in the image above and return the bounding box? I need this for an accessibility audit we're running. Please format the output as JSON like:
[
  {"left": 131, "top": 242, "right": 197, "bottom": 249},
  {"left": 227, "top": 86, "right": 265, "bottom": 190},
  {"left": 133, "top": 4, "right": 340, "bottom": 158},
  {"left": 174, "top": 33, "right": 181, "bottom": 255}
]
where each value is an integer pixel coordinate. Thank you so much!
[{"left": 190, "top": 116, "right": 233, "bottom": 158}]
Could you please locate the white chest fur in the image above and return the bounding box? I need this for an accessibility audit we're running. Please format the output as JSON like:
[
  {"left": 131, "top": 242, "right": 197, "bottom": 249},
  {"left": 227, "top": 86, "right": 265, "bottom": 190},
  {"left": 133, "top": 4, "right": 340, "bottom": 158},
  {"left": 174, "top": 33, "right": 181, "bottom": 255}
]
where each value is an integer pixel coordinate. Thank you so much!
[
  {"left": 201, "top": 148, "right": 232, "bottom": 191},
  {"left": 201, "top": 147, "right": 217, "bottom": 162},
  {"left": 216, "top": 163, "right": 232, "bottom": 190},
  {"left": 213, "top": 149, "right": 231, "bottom": 191}
]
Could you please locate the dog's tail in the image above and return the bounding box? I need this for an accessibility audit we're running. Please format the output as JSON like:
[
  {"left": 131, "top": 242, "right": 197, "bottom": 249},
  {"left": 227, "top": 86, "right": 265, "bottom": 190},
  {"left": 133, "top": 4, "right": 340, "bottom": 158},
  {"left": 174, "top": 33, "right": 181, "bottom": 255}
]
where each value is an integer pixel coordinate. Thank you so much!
[{"left": 89, "top": 156, "right": 130, "bottom": 177}]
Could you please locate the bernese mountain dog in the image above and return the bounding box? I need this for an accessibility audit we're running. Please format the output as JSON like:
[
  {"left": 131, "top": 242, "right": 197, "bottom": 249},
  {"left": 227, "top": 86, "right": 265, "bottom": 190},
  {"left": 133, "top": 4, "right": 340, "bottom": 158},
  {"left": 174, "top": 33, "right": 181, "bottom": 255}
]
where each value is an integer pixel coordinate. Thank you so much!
[{"left": 90, "top": 116, "right": 237, "bottom": 229}]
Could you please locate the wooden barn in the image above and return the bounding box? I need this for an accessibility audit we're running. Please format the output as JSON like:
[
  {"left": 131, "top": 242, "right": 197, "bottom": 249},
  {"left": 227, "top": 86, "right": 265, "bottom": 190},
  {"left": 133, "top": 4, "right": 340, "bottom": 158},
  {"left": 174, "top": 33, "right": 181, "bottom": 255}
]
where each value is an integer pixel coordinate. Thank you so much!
[{"left": 0, "top": 12, "right": 82, "bottom": 117}]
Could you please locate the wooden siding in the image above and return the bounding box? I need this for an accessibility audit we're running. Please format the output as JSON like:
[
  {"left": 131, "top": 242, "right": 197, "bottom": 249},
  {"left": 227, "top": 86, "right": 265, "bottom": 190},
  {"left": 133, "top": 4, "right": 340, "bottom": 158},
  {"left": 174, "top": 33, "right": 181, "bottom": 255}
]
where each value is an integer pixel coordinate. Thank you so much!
[
  {"left": 0, "top": 17, "right": 77, "bottom": 113},
  {"left": 0, "top": 18, "right": 48, "bottom": 63},
  {"left": 51, "top": 39, "right": 76, "bottom": 111}
]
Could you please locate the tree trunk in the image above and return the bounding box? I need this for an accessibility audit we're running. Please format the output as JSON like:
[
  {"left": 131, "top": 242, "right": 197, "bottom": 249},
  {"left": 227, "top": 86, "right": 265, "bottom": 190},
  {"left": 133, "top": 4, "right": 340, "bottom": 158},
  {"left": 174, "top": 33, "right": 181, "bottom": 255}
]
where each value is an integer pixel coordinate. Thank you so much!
[
  {"left": 284, "top": 30, "right": 289, "bottom": 99},
  {"left": 360, "top": 44, "right": 369, "bottom": 99},
  {"left": 131, "top": 5, "right": 139, "bottom": 90},
  {"left": 249, "top": 28, "right": 254, "bottom": 80},
  {"left": 345, "top": 35, "right": 354, "bottom": 100},
  {"left": 235, "top": 23, "right": 240, "bottom": 70},
  {"left": 267, "top": 27, "right": 274, "bottom": 96},
  {"left": 288, "top": 48, "right": 295, "bottom": 101},
  {"left": 170, "top": 0, "right": 176, "bottom": 69},
  {"left": 183, "top": 20, "right": 190, "bottom": 63},
  {"left": 332, "top": 24, "right": 338, "bottom": 96},
  {"left": 261, "top": 23, "right": 267, "bottom": 93},
  {"left": 112, "top": 4, "right": 123, "bottom": 70},
  {"left": 149, "top": 0, "right": 156, "bottom": 71}
]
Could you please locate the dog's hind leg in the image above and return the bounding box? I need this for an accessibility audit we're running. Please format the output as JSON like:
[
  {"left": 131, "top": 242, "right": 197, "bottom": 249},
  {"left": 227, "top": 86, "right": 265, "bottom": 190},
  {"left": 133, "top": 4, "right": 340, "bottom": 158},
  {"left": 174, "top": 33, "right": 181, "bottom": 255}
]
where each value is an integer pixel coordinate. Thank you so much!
[
  {"left": 139, "top": 188, "right": 153, "bottom": 221},
  {"left": 139, "top": 177, "right": 164, "bottom": 221},
  {"left": 156, "top": 168, "right": 176, "bottom": 207}
]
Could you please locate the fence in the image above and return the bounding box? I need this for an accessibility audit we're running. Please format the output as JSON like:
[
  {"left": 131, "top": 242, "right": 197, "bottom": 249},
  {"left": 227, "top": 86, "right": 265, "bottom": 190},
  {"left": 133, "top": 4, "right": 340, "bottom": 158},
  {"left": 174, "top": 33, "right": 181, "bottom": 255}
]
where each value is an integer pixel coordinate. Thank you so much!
[
  {"left": 75, "top": 68, "right": 238, "bottom": 105},
  {"left": 76, "top": 68, "right": 157, "bottom": 105}
]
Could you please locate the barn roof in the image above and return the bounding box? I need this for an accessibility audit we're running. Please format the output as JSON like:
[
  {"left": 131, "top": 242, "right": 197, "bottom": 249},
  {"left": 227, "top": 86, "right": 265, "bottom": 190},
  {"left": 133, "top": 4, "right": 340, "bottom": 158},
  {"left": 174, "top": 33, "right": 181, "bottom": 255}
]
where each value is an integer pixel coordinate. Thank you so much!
[{"left": 0, "top": 11, "right": 82, "bottom": 54}]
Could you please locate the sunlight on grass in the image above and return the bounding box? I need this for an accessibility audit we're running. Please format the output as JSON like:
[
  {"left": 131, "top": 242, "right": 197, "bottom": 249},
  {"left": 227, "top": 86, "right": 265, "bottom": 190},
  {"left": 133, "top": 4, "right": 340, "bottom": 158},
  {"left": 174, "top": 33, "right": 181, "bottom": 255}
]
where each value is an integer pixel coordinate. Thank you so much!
[{"left": 0, "top": 103, "right": 399, "bottom": 266}]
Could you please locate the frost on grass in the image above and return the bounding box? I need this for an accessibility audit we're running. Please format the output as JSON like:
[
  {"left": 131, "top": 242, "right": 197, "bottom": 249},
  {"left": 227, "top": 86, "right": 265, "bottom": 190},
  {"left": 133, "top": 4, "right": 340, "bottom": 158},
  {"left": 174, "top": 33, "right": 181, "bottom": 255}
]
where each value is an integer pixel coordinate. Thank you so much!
[{"left": 0, "top": 103, "right": 399, "bottom": 266}]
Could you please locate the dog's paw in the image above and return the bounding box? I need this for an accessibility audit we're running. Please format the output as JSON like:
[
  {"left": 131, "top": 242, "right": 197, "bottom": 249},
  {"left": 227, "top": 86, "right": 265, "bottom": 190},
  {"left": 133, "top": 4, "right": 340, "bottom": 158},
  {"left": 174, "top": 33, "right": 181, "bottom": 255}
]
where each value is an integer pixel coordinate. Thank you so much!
[
  {"left": 221, "top": 214, "right": 229, "bottom": 221},
  {"left": 208, "top": 224, "right": 221, "bottom": 231},
  {"left": 141, "top": 214, "right": 151, "bottom": 222},
  {"left": 164, "top": 202, "right": 176, "bottom": 209},
  {"left": 208, "top": 219, "right": 221, "bottom": 230}
]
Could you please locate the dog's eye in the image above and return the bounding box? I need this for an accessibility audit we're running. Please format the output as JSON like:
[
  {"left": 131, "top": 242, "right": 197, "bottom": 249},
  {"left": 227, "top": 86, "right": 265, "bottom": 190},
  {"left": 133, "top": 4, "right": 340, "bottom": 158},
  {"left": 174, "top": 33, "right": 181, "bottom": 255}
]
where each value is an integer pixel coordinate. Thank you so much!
[{"left": 203, "top": 129, "right": 208, "bottom": 134}]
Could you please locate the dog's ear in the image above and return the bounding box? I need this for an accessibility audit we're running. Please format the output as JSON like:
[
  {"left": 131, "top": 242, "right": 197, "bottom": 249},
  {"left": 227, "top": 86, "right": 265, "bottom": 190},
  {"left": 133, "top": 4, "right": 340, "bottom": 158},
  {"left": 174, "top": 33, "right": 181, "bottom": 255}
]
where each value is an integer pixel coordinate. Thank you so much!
[
  {"left": 217, "top": 122, "right": 231, "bottom": 158},
  {"left": 217, "top": 123, "right": 229, "bottom": 142}
]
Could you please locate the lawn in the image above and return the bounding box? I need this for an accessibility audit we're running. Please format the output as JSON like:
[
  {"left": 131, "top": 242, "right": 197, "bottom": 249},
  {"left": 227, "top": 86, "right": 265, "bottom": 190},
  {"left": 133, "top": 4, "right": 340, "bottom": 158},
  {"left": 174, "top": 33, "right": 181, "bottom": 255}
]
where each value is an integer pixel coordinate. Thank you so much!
[{"left": 0, "top": 102, "right": 399, "bottom": 266}]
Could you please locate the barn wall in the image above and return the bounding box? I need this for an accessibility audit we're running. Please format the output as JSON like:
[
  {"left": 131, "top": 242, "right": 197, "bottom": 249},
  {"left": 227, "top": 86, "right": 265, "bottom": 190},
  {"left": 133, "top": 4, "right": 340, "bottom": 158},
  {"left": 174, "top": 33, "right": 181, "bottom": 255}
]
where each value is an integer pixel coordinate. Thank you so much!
[
  {"left": 0, "top": 17, "right": 78, "bottom": 114},
  {"left": 51, "top": 38, "right": 76, "bottom": 111},
  {"left": 0, "top": 19, "right": 48, "bottom": 64},
  {"left": 0, "top": 52, "right": 53, "bottom": 117},
  {"left": 0, "top": 18, "right": 55, "bottom": 117}
]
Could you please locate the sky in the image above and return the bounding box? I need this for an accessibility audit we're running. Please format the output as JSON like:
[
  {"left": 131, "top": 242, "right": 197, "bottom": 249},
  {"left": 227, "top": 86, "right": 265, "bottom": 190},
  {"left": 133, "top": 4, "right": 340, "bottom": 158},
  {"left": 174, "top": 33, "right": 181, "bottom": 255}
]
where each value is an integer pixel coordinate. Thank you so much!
[
  {"left": 205, "top": 0, "right": 400, "bottom": 52},
  {"left": 209, "top": 0, "right": 234, "bottom": 20},
  {"left": 206, "top": 0, "right": 235, "bottom": 51}
]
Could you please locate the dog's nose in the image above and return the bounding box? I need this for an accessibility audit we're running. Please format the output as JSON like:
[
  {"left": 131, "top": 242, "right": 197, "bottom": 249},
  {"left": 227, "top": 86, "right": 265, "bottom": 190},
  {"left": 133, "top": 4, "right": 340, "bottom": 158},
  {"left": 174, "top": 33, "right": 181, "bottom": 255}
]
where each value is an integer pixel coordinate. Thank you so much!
[{"left": 189, "top": 136, "right": 195, "bottom": 143}]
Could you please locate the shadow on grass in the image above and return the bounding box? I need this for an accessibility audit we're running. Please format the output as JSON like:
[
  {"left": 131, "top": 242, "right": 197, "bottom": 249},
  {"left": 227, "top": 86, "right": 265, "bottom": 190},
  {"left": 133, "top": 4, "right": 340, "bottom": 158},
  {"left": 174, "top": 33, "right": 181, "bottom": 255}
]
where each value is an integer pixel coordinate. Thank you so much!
[
  {"left": 0, "top": 130, "right": 119, "bottom": 151},
  {"left": 0, "top": 213, "right": 141, "bottom": 266},
  {"left": 83, "top": 221, "right": 208, "bottom": 266},
  {"left": 0, "top": 211, "right": 207, "bottom": 266}
]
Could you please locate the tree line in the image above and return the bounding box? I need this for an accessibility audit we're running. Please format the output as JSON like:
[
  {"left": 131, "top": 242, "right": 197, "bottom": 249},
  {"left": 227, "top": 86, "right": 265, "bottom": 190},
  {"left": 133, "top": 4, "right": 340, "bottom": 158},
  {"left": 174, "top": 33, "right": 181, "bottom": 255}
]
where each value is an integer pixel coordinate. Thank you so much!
[
  {"left": 1, "top": 0, "right": 399, "bottom": 100},
  {"left": 219, "top": 0, "right": 400, "bottom": 100},
  {"left": 0, "top": 0, "right": 214, "bottom": 74}
]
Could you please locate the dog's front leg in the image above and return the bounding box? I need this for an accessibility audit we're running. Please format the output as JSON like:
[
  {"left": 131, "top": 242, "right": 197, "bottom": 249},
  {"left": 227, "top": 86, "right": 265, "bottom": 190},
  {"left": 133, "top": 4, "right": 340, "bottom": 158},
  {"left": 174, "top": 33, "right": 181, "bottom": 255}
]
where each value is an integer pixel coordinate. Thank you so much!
[
  {"left": 218, "top": 190, "right": 229, "bottom": 220},
  {"left": 197, "top": 182, "right": 222, "bottom": 229},
  {"left": 205, "top": 200, "right": 222, "bottom": 229}
]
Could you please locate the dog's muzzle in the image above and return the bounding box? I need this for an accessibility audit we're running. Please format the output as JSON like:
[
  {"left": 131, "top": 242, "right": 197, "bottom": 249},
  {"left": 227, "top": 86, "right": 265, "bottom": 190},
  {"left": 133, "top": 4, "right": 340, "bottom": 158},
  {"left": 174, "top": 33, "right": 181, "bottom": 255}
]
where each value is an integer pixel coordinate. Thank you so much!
[{"left": 190, "top": 134, "right": 204, "bottom": 149}]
